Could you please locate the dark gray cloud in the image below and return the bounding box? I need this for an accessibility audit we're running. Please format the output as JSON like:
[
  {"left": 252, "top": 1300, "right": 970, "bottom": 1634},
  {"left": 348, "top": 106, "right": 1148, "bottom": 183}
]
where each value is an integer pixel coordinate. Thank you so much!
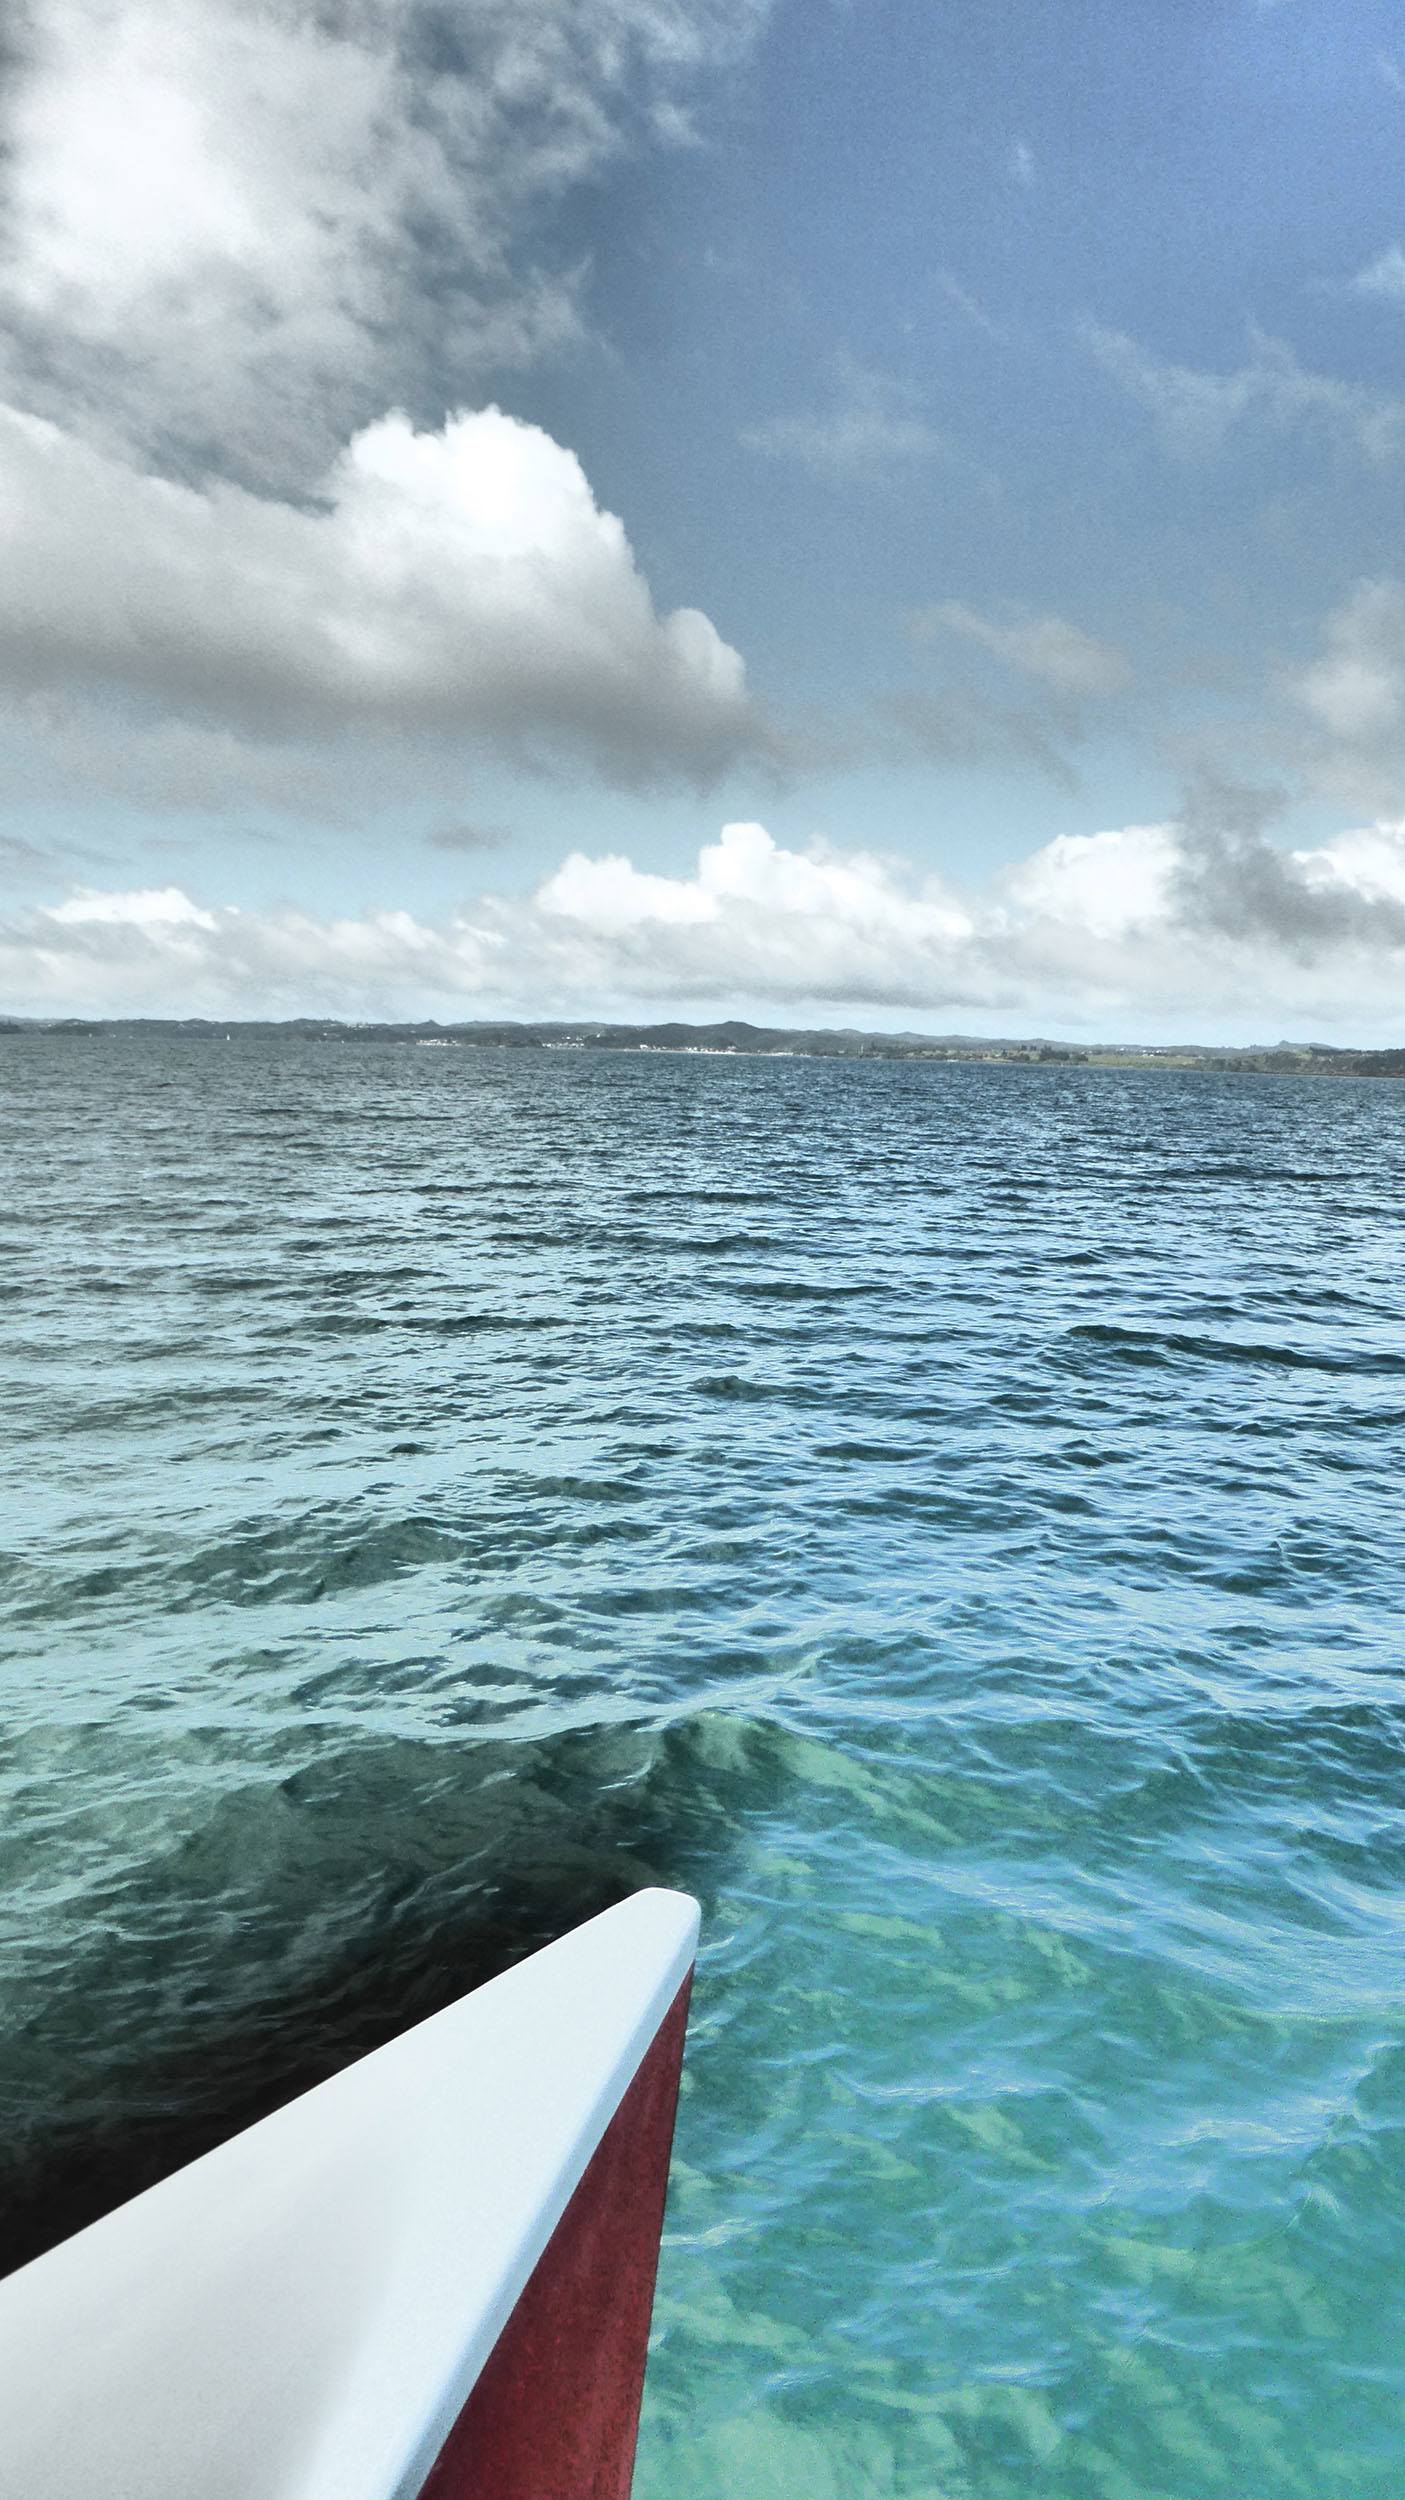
[{"left": 1173, "top": 773, "right": 1405, "bottom": 956}]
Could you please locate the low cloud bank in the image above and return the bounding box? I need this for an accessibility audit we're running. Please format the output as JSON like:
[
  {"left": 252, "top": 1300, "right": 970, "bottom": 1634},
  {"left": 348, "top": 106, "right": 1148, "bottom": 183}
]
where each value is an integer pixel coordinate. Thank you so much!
[{"left": 8, "top": 814, "right": 1405, "bottom": 1036}]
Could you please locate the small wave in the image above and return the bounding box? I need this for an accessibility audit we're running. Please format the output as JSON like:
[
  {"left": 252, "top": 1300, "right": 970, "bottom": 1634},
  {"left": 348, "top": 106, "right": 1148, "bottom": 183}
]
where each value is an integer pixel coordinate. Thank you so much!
[{"left": 1065, "top": 1321, "right": 1405, "bottom": 1374}]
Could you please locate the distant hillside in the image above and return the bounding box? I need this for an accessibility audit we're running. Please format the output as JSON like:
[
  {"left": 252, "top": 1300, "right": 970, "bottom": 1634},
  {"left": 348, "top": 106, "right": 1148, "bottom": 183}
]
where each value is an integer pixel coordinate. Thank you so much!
[{"left": 3, "top": 1014, "right": 1405, "bottom": 1074}]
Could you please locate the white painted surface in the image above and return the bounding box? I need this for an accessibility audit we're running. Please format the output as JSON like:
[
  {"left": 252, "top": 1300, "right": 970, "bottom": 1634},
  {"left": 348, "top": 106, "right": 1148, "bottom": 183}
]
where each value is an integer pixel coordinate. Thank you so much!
[{"left": 0, "top": 1888, "right": 698, "bottom": 2500}]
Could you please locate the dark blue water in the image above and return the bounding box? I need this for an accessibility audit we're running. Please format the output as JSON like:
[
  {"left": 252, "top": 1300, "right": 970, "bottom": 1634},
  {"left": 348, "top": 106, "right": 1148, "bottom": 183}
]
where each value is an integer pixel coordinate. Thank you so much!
[{"left": 4, "top": 1034, "right": 1404, "bottom": 2496}]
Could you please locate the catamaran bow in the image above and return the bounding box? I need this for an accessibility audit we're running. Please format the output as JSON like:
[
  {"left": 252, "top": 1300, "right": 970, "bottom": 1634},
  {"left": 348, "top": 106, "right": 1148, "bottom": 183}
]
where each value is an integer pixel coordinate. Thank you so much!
[{"left": 0, "top": 1887, "right": 699, "bottom": 2499}]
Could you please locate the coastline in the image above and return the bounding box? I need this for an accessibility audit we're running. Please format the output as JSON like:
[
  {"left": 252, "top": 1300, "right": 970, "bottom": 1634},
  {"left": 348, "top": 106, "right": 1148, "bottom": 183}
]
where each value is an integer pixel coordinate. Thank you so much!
[{"left": 3, "top": 1013, "right": 1403, "bottom": 1077}]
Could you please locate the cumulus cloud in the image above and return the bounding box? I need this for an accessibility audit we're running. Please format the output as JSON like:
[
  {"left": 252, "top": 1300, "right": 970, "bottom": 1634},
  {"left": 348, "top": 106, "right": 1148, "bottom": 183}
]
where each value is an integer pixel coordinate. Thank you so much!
[
  {"left": 0, "top": 2, "right": 774, "bottom": 797},
  {"left": 0, "top": 0, "right": 766, "bottom": 487},
  {"left": 915, "top": 603, "right": 1132, "bottom": 698},
  {"left": 8, "top": 813, "right": 1405, "bottom": 1034},
  {"left": 999, "top": 822, "right": 1179, "bottom": 939},
  {"left": 0, "top": 401, "right": 757, "bottom": 784},
  {"left": 47, "top": 885, "right": 218, "bottom": 932},
  {"left": 1087, "top": 322, "right": 1405, "bottom": 462}
]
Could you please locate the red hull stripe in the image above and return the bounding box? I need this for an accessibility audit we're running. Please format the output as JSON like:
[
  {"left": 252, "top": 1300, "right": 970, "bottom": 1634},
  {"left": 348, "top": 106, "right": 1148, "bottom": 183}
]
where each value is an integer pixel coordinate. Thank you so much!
[
  {"left": 419, "top": 1975, "right": 692, "bottom": 2500},
  {"left": 0, "top": 1890, "right": 700, "bottom": 2500}
]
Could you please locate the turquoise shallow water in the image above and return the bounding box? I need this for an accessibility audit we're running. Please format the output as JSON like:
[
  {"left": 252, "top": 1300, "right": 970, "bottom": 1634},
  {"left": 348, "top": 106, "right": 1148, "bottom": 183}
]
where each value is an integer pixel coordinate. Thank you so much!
[{"left": 3, "top": 1033, "right": 1405, "bottom": 2496}]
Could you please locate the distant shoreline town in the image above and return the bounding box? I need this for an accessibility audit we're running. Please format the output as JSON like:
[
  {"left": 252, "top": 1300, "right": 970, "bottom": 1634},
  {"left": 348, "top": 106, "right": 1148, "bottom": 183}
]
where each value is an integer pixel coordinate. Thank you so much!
[{"left": 3, "top": 1015, "right": 1405, "bottom": 1076}]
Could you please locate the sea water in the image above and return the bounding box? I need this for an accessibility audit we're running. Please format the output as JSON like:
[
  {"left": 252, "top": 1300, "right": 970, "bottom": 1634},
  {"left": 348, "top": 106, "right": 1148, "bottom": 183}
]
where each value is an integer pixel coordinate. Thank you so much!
[{"left": 3, "top": 1032, "right": 1404, "bottom": 2498}]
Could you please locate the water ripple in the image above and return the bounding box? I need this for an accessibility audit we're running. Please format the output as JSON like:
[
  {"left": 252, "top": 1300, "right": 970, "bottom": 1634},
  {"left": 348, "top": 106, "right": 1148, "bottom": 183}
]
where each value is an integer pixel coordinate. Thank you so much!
[{"left": 2, "top": 1036, "right": 1404, "bottom": 2495}]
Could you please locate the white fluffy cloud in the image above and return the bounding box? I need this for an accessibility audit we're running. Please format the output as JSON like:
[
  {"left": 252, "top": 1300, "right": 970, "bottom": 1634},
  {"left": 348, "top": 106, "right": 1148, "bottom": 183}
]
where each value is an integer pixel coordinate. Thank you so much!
[
  {"left": 8, "top": 815, "right": 1405, "bottom": 1034},
  {"left": 1, "top": 0, "right": 766, "bottom": 485},
  {"left": 0, "top": 401, "right": 756, "bottom": 782}
]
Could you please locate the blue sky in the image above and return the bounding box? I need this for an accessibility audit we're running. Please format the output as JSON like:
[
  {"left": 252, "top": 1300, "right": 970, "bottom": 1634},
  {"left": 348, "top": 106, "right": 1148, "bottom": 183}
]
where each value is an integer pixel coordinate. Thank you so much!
[{"left": 2, "top": 0, "right": 1405, "bottom": 1032}]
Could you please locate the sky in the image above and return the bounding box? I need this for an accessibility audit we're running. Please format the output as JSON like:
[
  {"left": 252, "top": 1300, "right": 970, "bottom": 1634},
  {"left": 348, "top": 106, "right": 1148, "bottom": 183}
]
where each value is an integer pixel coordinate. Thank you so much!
[{"left": 4, "top": 0, "right": 1405, "bottom": 1036}]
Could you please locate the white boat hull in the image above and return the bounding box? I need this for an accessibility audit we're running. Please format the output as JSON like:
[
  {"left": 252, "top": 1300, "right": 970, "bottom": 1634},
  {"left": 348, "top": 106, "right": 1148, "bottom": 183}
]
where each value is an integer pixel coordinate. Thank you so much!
[{"left": 0, "top": 1888, "right": 699, "bottom": 2499}]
